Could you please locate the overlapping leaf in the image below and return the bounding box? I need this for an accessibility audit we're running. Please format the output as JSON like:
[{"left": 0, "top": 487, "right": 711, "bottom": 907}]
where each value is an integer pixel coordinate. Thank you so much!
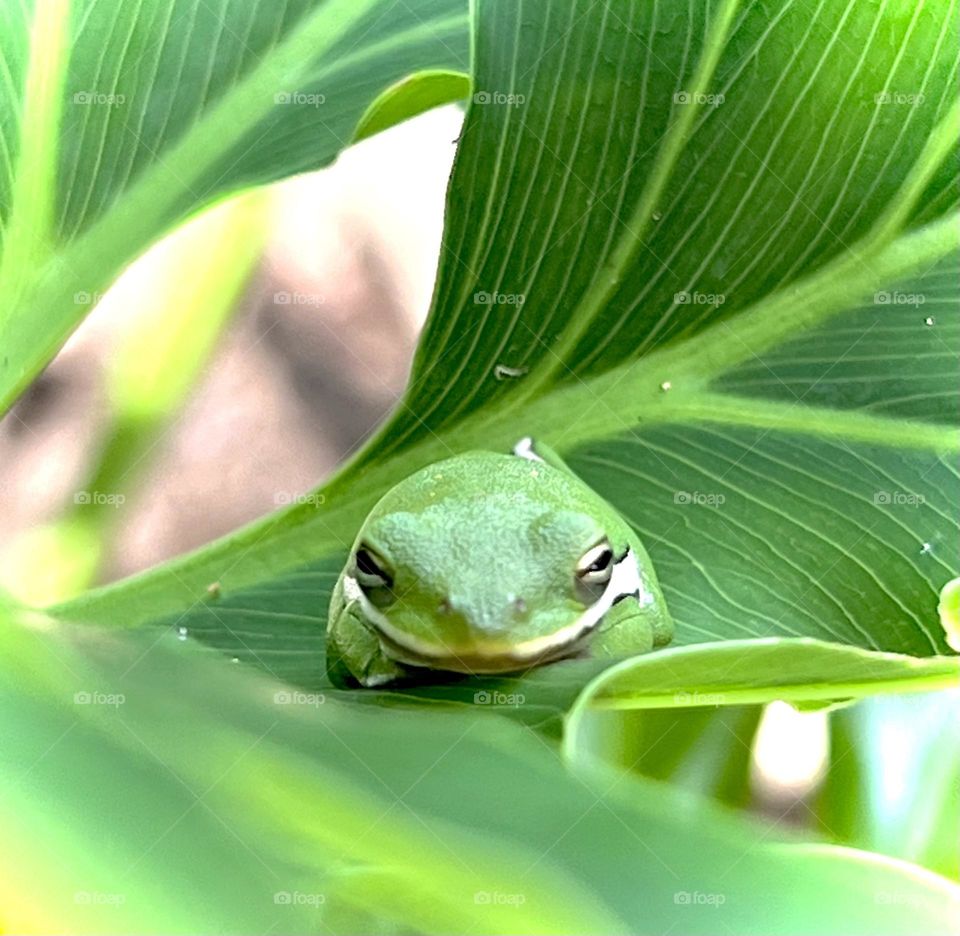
[
  {"left": 4, "top": 609, "right": 959, "bottom": 935},
  {"left": 0, "top": 0, "right": 469, "bottom": 411}
]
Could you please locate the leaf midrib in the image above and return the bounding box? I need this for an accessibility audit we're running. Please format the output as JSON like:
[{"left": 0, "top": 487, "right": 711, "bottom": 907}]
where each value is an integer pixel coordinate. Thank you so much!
[
  {"left": 0, "top": 0, "right": 71, "bottom": 299},
  {"left": 57, "top": 300, "right": 959, "bottom": 633}
]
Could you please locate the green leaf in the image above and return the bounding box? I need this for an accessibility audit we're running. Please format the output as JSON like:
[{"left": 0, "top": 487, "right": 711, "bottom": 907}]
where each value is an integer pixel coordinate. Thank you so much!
[
  {"left": 564, "top": 641, "right": 960, "bottom": 861},
  {"left": 0, "top": 0, "right": 469, "bottom": 413},
  {"left": 716, "top": 255, "right": 960, "bottom": 423},
  {"left": 54, "top": 0, "right": 960, "bottom": 668},
  {"left": 814, "top": 690, "right": 960, "bottom": 881},
  {"left": 940, "top": 576, "right": 960, "bottom": 650},
  {"left": 362, "top": 0, "right": 959, "bottom": 455},
  {"left": 36, "top": 1, "right": 955, "bottom": 797},
  {"left": 353, "top": 69, "right": 471, "bottom": 142},
  {"left": 564, "top": 637, "right": 959, "bottom": 717},
  {"left": 569, "top": 702, "right": 763, "bottom": 809},
  {"left": 4, "top": 607, "right": 960, "bottom": 935}
]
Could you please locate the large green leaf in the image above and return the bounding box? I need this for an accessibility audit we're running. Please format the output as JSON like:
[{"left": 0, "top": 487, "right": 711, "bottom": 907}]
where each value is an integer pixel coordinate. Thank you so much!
[
  {"left": 58, "top": 0, "right": 960, "bottom": 676},
  {"left": 0, "top": 0, "right": 469, "bottom": 412},
  {"left": 4, "top": 606, "right": 960, "bottom": 935},
  {"left": 366, "top": 0, "right": 959, "bottom": 451}
]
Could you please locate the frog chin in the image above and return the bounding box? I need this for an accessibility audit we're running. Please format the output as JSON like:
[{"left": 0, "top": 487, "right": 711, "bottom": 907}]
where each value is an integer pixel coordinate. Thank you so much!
[{"left": 344, "top": 547, "right": 648, "bottom": 675}]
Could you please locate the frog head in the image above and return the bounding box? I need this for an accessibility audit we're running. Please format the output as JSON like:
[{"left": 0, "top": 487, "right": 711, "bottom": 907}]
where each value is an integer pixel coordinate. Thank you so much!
[{"left": 340, "top": 453, "right": 644, "bottom": 674}]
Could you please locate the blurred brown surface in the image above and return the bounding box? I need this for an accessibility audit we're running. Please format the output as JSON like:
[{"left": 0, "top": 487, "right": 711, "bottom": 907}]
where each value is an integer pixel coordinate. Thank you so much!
[{"left": 0, "top": 107, "right": 461, "bottom": 586}]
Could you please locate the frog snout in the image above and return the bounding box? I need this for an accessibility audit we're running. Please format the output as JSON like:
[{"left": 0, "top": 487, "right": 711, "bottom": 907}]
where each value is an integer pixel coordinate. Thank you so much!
[{"left": 444, "top": 594, "right": 529, "bottom": 635}]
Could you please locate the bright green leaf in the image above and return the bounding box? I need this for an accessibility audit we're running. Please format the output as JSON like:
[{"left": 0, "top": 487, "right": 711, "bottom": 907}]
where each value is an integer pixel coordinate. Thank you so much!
[
  {"left": 4, "top": 607, "right": 960, "bottom": 935},
  {"left": 354, "top": 69, "right": 471, "bottom": 142},
  {"left": 0, "top": 0, "right": 469, "bottom": 412}
]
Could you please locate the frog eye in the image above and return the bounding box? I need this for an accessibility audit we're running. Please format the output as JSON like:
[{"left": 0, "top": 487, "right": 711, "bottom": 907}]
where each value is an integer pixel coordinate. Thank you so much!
[
  {"left": 353, "top": 546, "right": 393, "bottom": 589},
  {"left": 576, "top": 541, "right": 614, "bottom": 585}
]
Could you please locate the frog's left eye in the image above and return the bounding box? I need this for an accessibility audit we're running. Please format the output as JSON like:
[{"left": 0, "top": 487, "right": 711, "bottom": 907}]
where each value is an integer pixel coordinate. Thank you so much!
[
  {"left": 353, "top": 546, "right": 393, "bottom": 589},
  {"left": 576, "top": 540, "right": 614, "bottom": 585}
]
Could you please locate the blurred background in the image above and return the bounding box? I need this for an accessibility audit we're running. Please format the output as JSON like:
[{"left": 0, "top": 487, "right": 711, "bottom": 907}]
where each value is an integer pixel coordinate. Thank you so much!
[{"left": 0, "top": 105, "right": 462, "bottom": 605}]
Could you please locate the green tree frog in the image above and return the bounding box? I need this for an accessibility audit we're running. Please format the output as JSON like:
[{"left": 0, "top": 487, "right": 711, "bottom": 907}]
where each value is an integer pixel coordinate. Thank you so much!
[{"left": 326, "top": 438, "right": 673, "bottom": 688}]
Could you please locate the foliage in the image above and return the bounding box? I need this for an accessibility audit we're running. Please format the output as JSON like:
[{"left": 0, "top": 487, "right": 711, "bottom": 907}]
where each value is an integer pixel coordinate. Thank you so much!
[{"left": 1, "top": 0, "right": 958, "bottom": 932}]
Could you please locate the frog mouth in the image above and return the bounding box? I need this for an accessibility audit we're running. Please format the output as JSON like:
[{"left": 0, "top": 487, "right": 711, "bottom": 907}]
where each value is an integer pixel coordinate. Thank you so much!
[
  {"left": 371, "top": 619, "right": 592, "bottom": 674},
  {"left": 346, "top": 548, "right": 649, "bottom": 674}
]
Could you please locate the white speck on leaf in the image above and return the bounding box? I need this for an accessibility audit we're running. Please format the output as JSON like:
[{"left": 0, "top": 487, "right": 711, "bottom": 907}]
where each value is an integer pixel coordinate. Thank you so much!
[{"left": 494, "top": 363, "right": 528, "bottom": 381}]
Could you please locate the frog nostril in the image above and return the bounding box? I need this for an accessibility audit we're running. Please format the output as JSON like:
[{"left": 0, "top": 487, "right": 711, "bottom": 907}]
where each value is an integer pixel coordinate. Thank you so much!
[{"left": 512, "top": 597, "right": 527, "bottom": 616}]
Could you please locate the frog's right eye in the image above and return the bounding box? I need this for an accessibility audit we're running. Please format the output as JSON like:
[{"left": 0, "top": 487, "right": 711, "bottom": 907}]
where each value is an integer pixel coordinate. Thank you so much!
[{"left": 353, "top": 546, "right": 393, "bottom": 589}]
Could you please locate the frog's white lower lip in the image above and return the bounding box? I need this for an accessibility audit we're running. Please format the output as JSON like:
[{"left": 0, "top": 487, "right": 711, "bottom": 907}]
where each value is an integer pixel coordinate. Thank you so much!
[
  {"left": 344, "top": 548, "right": 650, "bottom": 674},
  {"left": 371, "top": 618, "right": 591, "bottom": 673}
]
